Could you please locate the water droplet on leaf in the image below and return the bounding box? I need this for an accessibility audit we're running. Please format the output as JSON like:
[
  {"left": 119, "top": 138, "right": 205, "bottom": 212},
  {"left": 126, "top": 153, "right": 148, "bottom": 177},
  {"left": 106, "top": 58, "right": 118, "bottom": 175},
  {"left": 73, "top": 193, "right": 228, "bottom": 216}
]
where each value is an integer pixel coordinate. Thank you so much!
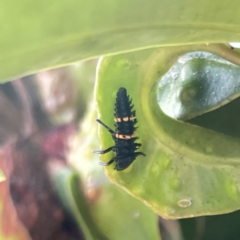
[{"left": 178, "top": 198, "right": 192, "bottom": 208}]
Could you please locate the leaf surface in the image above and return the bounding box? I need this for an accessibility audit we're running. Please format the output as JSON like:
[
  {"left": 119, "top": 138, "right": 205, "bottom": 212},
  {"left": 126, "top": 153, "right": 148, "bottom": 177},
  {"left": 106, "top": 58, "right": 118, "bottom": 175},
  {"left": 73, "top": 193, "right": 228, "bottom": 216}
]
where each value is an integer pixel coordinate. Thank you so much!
[{"left": 95, "top": 44, "right": 240, "bottom": 219}]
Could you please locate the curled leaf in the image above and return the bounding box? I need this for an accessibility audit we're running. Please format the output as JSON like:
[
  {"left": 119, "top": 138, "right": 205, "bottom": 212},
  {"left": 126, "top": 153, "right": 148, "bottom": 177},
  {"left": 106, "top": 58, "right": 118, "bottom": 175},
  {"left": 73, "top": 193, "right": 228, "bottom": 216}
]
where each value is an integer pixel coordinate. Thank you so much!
[
  {"left": 158, "top": 51, "right": 240, "bottom": 120},
  {"left": 95, "top": 44, "right": 240, "bottom": 219}
]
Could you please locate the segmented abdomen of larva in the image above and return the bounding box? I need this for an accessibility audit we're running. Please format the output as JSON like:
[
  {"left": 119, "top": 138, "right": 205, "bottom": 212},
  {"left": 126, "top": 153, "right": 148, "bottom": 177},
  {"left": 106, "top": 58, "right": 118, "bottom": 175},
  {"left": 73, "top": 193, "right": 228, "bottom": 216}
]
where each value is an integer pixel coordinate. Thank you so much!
[
  {"left": 115, "top": 88, "right": 134, "bottom": 118},
  {"left": 114, "top": 138, "right": 140, "bottom": 154},
  {"left": 115, "top": 121, "right": 136, "bottom": 135},
  {"left": 114, "top": 87, "right": 137, "bottom": 135}
]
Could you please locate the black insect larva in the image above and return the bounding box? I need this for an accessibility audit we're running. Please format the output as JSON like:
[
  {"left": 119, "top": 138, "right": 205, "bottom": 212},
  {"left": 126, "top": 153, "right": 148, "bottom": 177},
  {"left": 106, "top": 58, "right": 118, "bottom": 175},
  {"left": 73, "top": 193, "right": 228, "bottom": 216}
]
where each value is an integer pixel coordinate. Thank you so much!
[{"left": 93, "top": 87, "right": 146, "bottom": 171}]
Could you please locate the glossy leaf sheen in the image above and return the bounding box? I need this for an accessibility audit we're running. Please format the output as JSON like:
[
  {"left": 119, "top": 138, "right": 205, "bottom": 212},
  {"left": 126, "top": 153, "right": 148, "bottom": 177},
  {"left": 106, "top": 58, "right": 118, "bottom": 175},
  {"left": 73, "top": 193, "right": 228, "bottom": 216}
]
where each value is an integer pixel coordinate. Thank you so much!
[
  {"left": 95, "top": 44, "right": 240, "bottom": 219},
  {"left": 1, "top": 0, "right": 240, "bottom": 81},
  {"left": 158, "top": 51, "right": 240, "bottom": 120}
]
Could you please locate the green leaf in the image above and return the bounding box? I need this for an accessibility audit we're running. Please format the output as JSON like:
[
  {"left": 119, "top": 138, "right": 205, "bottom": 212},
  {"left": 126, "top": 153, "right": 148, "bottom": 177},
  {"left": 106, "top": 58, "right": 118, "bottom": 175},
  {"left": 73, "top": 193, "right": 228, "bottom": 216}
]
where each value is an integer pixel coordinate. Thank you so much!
[
  {"left": 54, "top": 169, "right": 109, "bottom": 240},
  {"left": 158, "top": 51, "right": 240, "bottom": 120},
  {"left": 95, "top": 44, "right": 240, "bottom": 219},
  {"left": 1, "top": 0, "right": 240, "bottom": 81}
]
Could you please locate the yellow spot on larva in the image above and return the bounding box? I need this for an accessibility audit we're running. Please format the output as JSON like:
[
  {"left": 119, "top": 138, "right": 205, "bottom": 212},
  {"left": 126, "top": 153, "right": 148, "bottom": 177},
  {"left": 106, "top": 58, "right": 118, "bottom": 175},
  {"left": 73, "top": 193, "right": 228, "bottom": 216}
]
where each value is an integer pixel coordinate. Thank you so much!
[
  {"left": 115, "top": 133, "right": 135, "bottom": 139},
  {"left": 114, "top": 118, "right": 122, "bottom": 122}
]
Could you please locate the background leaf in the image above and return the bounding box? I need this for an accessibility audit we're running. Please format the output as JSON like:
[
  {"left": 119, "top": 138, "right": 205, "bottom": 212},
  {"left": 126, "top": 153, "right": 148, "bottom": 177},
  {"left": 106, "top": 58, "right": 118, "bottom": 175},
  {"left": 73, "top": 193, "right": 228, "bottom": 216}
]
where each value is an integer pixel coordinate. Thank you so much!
[{"left": 1, "top": 0, "right": 240, "bottom": 81}]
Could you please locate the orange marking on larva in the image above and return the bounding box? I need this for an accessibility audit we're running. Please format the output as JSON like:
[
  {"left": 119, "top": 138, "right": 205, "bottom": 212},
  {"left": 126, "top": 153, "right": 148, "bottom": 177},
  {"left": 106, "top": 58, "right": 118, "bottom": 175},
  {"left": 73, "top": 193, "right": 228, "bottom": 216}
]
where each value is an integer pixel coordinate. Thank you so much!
[
  {"left": 114, "top": 116, "right": 136, "bottom": 122},
  {"left": 115, "top": 133, "right": 135, "bottom": 139},
  {"left": 114, "top": 118, "right": 122, "bottom": 122}
]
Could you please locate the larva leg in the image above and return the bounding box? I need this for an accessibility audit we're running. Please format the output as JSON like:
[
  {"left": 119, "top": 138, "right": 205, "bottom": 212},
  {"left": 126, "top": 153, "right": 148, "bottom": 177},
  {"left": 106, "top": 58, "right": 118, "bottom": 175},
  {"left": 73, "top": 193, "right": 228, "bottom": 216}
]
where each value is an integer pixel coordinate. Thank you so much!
[
  {"left": 93, "top": 146, "right": 114, "bottom": 154},
  {"left": 96, "top": 119, "right": 115, "bottom": 134},
  {"left": 99, "top": 157, "right": 115, "bottom": 166}
]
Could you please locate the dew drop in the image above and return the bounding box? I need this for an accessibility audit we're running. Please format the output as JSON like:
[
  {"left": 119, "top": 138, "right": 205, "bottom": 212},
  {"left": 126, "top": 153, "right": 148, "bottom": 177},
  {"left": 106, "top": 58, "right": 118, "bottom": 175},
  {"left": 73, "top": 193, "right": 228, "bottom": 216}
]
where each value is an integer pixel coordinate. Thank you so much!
[
  {"left": 178, "top": 198, "right": 192, "bottom": 208},
  {"left": 169, "top": 177, "right": 182, "bottom": 190},
  {"left": 161, "top": 157, "right": 171, "bottom": 169},
  {"left": 180, "top": 88, "right": 197, "bottom": 102},
  {"left": 226, "top": 180, "right": 238, "bottom": 197},
  {"left": 171, "top": 72, "right": 178, "bottom": 80},
  {"left": 151, "top": 163, "right": 160, "bottom": 174},
  {"left": 116, "top": 59, "right": 131, "bottom": 69},
  {"left": 164, "top": 207, "right": 176, "bottom": 215},
  {"left": 133, "top": 212, "right": 140, "bottom": 218}
]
